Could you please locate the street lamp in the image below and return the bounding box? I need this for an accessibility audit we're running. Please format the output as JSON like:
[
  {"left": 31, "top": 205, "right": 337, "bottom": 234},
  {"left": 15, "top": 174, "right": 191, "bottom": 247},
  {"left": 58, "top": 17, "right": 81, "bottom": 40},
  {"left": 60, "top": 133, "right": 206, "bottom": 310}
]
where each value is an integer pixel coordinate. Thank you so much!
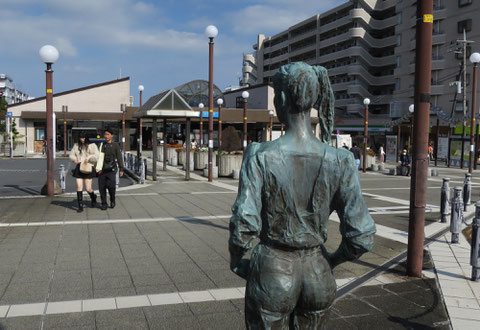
[
  {"left": 269, "top": 110, "right": 274, "bottom": 141},
  {"left": 62, "top": 105, "right": 68, "bottom": 157},
  {"left": 205, "top": 24, "right": 218, "bottom": 182},
  {"left": 242, "top": 91, "right": 249, "bottom": 151},
  {"left": 121, "top": 104, "right": 127, "bottom": 150},
  {"left": 469, "top": 52, "right": 480, "bottom": 173},
  {"left": 217, "top": 98, "right": 224, "bottom": 148},
  {"left": 363, "top": 97, "right": 370, "bottom": 173},
  {"left": 39, "top": 45, "right": 59, "bottom": 197},
  {"left": 199, "top": 102, "right": 204, "bottom": 145},
  {"left": 138, "top": 85, "right": 144, "bottom": 159},
  {"left": 408, "top": 104, "right": 414, "bottom": 153}
]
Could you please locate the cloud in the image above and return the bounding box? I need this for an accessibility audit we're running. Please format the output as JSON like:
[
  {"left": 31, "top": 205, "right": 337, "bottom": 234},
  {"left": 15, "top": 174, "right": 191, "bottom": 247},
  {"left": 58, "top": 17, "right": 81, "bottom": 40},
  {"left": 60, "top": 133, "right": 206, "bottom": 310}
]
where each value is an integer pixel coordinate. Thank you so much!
[
  {"left": 63, "top": 65, "right": 95, "bottom": 73},
  {"left": 0, "top": 0, "right": 204, "bottom": 59},
  {"left": 227, "top": 0, "right": 338, "bottom": 35}
]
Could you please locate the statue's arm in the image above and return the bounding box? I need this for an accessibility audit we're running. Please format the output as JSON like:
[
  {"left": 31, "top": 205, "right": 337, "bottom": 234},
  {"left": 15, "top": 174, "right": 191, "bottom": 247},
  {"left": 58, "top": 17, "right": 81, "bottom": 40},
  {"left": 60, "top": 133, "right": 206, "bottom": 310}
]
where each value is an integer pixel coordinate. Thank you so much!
[
  {"left": 329, "top": 152, "right": 376, "bottom": 268},
  {"left": 229, "top": 145, "right": 263, "bottom": 279}
]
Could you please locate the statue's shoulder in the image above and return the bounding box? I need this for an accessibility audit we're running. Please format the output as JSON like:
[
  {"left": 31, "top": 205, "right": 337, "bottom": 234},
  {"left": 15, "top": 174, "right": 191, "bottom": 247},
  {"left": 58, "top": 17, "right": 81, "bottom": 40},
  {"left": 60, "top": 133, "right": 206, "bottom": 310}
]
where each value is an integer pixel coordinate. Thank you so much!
[{"left": 324, "top": 145, "right": 355, "bottom": 166}]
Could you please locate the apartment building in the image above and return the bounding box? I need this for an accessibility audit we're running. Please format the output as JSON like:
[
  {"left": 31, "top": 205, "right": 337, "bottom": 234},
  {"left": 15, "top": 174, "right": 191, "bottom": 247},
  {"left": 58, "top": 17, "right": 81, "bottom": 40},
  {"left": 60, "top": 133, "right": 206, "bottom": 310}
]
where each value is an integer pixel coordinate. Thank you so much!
[
  {"left": 241, "top": 0, "right": 480, "bottom": 130},
  {"left": 0, "top": 74, "right": 31, "bottom": 105},
  {"left": 394, "top": 0, "right": 480, "bottom": 121}
]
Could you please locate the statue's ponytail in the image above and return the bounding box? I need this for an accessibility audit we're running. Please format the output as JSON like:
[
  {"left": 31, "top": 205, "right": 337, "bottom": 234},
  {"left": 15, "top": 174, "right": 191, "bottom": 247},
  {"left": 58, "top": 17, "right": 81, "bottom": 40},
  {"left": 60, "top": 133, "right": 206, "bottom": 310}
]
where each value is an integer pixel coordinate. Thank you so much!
[{"left": 313, "top": 66, "right": 335, "bottom": 144}]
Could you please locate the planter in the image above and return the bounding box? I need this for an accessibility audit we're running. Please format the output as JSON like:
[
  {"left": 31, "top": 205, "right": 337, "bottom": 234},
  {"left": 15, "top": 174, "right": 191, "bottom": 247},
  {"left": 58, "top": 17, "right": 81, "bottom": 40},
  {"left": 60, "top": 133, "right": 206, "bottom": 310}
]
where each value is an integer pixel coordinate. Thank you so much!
[
  {"left": 178, "top": 150, "right": 186, "bottom": 165},
  {"left": 157, "top": 146, "right": 163, "bottom": 162},
  {"left": 182, "top": 152, "right": 194, "bottom": 171},
  {"left": 167, "top": 147, "right": 177, "bottom": 161},
  {"left": 360, "top": 155, "right": 376, "bottom": 169},
  {"left": 194, "top": 152, "right": 208, "bottom": 170},
  {"left": 218, "top": 154, "right": 243, "bottom": 177},
  {"left": 168, "top": 149, "right": 178, "bottom": 166},
  {"left": 203, "top": 167, "right": 218, "bottom": 178}
]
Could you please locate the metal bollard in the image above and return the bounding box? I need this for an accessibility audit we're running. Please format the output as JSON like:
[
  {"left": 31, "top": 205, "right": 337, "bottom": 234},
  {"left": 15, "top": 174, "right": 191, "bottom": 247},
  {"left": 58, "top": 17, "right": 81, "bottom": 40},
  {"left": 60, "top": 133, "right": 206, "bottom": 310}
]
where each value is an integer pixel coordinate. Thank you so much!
[
  {"left": 140, "top": 158, "right": 146, "bottom": 184},
  {"left": 450, "top": 187, "right": 464, "bottom": 243},
  {"left": 59, "top": 164, "right": 66, "bottom": 193},
  {"left": 440, "top": 178, "right": 450, "bottom": 223},
  {"left": 471, "top": 203, "right": 480, "bottom": 281},
  {"left": 463, "top": 173, "right": 472, "bottom": 211}
]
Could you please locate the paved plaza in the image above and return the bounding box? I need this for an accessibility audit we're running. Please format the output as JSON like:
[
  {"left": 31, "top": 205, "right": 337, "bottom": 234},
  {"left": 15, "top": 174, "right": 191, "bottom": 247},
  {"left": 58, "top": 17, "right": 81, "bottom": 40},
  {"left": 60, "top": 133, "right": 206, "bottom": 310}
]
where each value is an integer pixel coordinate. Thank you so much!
[
  {"left": 0, "top": 158, "right": 134, "bottom": 197},
  {"left": 0, "top": 159, "right": 479, "bottom": 329}
]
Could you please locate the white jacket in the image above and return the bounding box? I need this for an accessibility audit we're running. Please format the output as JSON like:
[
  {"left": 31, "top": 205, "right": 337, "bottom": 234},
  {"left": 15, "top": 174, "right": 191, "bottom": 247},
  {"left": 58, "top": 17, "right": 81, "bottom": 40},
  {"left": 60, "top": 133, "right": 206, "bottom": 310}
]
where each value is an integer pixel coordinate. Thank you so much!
[{"left": 69, "top": 143, "right": 99, "bottom": 164}]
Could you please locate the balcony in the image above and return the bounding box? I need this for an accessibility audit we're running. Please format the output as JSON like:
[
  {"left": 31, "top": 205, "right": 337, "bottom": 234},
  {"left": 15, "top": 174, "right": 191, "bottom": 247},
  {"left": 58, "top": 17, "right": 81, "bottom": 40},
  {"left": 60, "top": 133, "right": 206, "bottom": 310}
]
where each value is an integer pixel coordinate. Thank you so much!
[
  {"left": 350, "top": 8, "right": 397, "bottom": 30},
  {"left": 289, "top": 28, "right": 317, "bottom": 44},
  {"left": 243, "top": 54, "right": 255, "bottom": 63},
  {"left": 289, "top": 43, "right": 316, "bottom": 58}
]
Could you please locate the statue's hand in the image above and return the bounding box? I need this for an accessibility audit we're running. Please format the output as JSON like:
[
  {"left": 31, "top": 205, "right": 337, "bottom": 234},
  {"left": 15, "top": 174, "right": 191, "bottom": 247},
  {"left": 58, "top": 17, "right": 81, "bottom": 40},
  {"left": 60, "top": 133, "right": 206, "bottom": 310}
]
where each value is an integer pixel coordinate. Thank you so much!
[{"left": 230, "top": 255, "right": 250, "bottom": 280}]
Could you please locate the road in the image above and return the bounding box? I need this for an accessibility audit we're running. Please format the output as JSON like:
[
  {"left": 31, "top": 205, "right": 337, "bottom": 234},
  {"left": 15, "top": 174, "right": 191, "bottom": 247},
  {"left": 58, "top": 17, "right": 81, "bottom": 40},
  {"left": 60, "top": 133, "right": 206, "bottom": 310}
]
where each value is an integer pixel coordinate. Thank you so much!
[{"left": 0, "top": 158, "right": 135, "bottom": 197}]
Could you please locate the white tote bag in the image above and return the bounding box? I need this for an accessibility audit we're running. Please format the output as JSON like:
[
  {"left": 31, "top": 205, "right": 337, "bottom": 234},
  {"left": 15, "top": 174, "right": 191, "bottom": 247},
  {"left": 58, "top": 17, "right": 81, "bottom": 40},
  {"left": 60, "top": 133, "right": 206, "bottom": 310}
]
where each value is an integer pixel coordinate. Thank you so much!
[{"left": 96, "top": 143, "right": 104, "bottom": 173}]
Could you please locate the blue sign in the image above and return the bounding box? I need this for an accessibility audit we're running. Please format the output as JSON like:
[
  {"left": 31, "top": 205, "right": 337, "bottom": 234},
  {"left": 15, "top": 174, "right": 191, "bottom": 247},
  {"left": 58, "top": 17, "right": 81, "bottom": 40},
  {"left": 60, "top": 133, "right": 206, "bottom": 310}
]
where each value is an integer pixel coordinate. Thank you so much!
[
  {"left": 197, "top": 111, "right": 219, "bottom": 118},
  {"left": 6, "top": 112, "right": 12, "bottom": 117}
]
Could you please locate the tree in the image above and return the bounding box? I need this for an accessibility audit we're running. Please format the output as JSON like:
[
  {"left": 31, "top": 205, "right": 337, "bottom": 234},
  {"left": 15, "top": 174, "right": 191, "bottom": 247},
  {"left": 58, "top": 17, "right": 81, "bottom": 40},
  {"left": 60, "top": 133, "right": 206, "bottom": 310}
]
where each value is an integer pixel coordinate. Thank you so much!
[
  {"left": 219, "top": 126, "right": 242, "bottom": 153},
  {"left": 0, "top": 96, "right": 7, "bottom": 133}
]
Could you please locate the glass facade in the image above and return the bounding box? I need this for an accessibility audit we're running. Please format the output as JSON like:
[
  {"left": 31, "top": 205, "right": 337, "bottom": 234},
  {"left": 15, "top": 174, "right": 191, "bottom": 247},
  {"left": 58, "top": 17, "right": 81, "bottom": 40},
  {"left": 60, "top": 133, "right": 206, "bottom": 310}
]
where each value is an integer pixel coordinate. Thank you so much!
[{"left": 174, "top": 80, "right": 224, "bottom": 107}]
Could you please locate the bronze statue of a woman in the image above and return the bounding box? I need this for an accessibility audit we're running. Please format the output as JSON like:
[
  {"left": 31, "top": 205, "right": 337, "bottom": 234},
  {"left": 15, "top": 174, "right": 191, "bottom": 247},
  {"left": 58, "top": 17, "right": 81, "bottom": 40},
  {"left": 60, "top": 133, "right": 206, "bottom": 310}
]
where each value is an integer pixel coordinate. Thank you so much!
[{"left": 229, "top": 62, "right": 376, "bottom": 329}]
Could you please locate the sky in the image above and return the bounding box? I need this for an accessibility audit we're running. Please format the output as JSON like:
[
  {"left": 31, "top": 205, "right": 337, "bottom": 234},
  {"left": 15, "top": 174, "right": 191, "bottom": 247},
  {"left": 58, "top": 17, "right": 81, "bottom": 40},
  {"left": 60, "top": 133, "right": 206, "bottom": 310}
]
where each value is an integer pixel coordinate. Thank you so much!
[{"left": 0, "top": 0, "right": 339, "bottom": 103}]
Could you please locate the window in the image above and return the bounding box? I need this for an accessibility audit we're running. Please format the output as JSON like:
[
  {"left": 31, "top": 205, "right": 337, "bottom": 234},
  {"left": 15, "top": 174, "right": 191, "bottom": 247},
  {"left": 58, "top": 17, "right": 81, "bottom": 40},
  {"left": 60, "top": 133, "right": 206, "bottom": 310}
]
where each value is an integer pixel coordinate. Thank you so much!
[
  {"left": 395, "top": 78, "right": 401, "bottom": 90},
  {"left": 35, "top": 128, "right": 45, "bottom": 141},
  {"left": 397, "top": 12, "right": 403, "bottom": 25},
  {"left": 459, "top": 0, "right": 473, "bottom": 7},
  {"left": 396, "top": 34, "right": 402, "bottom": 46},
  {"left": 458, "top": 19, "right": 472, "bottom": 33},
  {"left": 396, "top": 56, "right": 401, "bottom": 68},
  {"left": 236, "top": 96, "right": 245, "bottom": 108}
]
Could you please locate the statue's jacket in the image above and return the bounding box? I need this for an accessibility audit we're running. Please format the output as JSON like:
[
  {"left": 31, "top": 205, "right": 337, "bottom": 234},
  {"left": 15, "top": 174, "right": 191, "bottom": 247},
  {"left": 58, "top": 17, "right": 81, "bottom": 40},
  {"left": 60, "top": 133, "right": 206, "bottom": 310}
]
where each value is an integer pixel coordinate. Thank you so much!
[{"left": 229, "top": 141, "right": 376, "bottom": 262}]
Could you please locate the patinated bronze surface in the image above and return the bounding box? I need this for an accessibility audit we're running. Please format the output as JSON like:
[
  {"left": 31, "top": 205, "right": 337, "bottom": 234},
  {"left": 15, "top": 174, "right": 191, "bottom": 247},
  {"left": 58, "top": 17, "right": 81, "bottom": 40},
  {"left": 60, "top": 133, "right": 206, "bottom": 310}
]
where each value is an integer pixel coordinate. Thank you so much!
[{"left": 229, "top": 62, "right": 376, "bottom": 329}]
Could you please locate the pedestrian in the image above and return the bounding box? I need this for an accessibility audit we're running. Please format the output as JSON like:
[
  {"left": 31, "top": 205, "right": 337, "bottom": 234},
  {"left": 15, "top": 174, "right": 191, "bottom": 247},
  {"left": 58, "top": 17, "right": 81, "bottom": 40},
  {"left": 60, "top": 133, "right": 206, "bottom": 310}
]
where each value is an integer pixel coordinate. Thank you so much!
[
  {"left": 399, "top": 149, "right": 412, "bottom": 176},
  {"left": 379, "top": 144, "right": 385, "bottom": 163},
  {"left": 191, "top": 139, "right": 198, "bottom": 149},
  {"left": 350, "top": 143, "right": 361, "bottom": 169},
  {"left": 69, "top": 132, "right": 99, "bottom": 213},
  {"left": 42, "top": 136, "right": 47, "bottom": 155},
  {"left": 97, "top": 128, "right": 124, "bottom": 210},
  {"left": 428, "top": 143, "right": 433, "bottom": 161}
]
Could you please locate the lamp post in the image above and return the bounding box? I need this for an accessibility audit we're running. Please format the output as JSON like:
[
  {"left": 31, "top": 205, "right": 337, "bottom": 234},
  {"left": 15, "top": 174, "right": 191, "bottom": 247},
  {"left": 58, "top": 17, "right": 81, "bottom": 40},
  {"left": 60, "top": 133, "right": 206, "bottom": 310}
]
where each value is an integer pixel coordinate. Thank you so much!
[
  {"left": 217, "top": 98, "right": 223, "bottom": 148},
  {"left": 242, "top": 91, "right": 249, "bottom": 151},
  {"left": 121, "top": 104, "right": 127, "bottom": 150},
  {"left": 408, "top": 104, "right": 415, "bottom": 152},
  {"left": 205, "top": 25, "right": 218, "bottom": 182},
  {"left": 138, "top": 85, "right": 144, "bottom": 159},
  {"left": 39, "top": 45, "right": 59, "bottom": 197},
  {"left": 406, "top": 0, "right": 433, "bottom": 278},
  {"left": 62, "top": 105, "right": 68, "bottom": 157},
  {"left": 199, "top": 102, "right": 204, "bottom": 145},
  {"left": 269, "top": 110, "right": 274, "bottom": 141},
  {"left": 469, "top": 52, "right": 480, "bottom": 173},
  {"left": 363, "top": 98, "right": 370, "bottom": 173}
]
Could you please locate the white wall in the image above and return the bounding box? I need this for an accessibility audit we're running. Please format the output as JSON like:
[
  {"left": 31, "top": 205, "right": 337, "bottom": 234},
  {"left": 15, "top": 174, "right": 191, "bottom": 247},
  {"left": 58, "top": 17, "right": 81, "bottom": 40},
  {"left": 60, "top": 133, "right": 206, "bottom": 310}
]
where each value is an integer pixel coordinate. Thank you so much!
[{"left": 9, "top": 79, "right": 130, "bottom": 116}]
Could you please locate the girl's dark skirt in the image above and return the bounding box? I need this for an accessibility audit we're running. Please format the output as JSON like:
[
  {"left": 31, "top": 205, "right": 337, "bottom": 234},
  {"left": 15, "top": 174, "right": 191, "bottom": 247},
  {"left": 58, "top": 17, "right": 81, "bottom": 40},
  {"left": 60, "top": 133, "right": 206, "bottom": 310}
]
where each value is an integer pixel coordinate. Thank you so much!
[{"left": 72, "top": 163, "right": 97, "bottom": 179}]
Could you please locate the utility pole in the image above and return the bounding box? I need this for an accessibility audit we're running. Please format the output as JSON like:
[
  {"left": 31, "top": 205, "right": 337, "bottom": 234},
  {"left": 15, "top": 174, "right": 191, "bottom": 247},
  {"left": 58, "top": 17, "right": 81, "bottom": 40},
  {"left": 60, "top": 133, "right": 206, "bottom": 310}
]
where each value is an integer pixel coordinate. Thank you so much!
[
  {"left": 457, "top": 30, "right": 474, "bottom": 168},
  {"left": 406, "top": 0, "right": 433, "bottom": 278}
]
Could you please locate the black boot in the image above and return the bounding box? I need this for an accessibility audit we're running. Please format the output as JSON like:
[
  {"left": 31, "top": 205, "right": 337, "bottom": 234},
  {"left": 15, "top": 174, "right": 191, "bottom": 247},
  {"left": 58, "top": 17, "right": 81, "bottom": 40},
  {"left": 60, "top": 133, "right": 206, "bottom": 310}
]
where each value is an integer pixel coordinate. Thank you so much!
[
  {"left": 88, "top": 192, "right": 97, "bottom": 208},
  {"left": 76, "top": 191, "right": 84, "bottom": 213},
  {"left": 109, "top": 188, "right": 116, "bottom": 209}
]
